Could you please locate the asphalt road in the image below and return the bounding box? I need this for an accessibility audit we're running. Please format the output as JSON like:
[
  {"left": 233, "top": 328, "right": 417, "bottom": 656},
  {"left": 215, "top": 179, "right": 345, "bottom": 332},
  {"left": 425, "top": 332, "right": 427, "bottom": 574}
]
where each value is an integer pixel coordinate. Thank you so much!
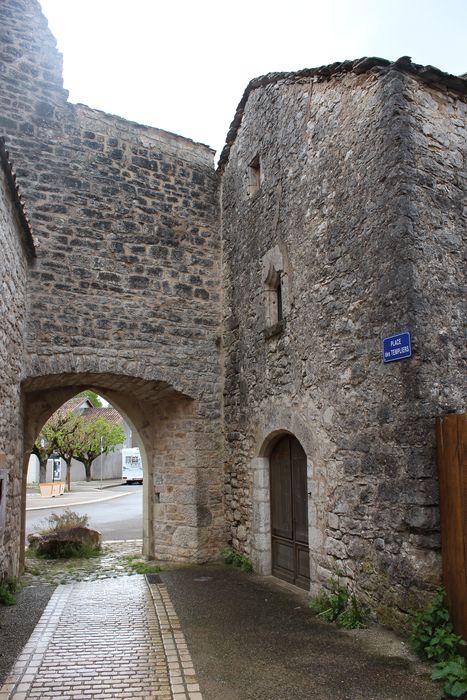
[{"left": 26, "top": 485, "right": 143, "bottom": 541}]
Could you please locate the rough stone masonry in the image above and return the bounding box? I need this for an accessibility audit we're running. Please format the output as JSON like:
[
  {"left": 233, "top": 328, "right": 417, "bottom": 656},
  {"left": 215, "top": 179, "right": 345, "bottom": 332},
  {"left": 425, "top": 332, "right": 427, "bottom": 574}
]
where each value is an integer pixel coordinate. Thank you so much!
[
  {"left": 220, "top": 58, "right": 466, "bottom": 619},
  {"left": 0, "top": 139, "right": 35, "bottom": 579},
  {"left": 0, "top": 0, "right": 465, "bottom": 626}
]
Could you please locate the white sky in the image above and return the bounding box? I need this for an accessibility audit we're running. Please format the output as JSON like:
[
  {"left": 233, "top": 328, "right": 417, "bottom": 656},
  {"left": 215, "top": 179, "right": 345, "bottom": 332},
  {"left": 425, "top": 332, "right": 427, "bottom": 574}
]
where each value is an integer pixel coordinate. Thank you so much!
[{"left": 39, "top": 0, "right": 466, "bottom": 160}]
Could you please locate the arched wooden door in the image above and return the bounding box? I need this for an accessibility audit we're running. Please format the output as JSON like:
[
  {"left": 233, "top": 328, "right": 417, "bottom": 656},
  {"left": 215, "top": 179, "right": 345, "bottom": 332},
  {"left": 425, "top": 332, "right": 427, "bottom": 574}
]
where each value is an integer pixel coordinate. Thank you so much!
[{"left": 270, "top": 435, "right": 310, "bottom": 589}]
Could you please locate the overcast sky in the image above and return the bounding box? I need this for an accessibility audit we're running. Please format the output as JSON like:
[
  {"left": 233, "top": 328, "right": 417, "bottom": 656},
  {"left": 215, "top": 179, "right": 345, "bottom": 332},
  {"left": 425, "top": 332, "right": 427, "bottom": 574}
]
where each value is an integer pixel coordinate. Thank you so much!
[{"left": 39, "top": 0, "right": 466, "bottom": 160}]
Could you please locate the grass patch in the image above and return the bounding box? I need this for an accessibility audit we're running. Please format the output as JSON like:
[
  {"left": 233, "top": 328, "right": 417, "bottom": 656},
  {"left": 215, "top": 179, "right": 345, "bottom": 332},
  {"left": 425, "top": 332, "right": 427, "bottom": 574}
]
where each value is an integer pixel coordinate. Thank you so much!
[
  {"left": 128, "top": 561, "right": 162, "bottom": 575},
  {"left": 23, "top": 543, "right": 163, "bottom": 586}
]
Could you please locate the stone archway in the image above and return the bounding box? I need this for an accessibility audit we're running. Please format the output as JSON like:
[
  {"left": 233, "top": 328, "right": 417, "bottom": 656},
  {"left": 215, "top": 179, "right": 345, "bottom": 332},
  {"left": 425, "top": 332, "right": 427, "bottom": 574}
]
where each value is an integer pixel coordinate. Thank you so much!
[{"left": 20, "top": 371, "right": 224, "bottom": 573}]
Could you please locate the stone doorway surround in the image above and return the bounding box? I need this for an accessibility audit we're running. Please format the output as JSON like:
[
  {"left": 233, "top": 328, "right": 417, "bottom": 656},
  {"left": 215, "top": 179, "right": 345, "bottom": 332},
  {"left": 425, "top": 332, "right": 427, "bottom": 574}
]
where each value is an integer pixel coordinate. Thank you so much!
[{"left": 250, "top": 412, "right": 322, "bottom": 593}]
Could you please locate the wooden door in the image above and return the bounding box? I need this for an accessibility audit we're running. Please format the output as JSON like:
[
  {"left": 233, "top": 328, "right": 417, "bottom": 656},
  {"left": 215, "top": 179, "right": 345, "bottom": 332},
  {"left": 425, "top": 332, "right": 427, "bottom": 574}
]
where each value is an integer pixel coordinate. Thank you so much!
[
  {"left": 270, "top": 435, "right": 310, "bottom": 589},
  {"left": 437, "top": 413, "right": 467, "bottom": 644}
]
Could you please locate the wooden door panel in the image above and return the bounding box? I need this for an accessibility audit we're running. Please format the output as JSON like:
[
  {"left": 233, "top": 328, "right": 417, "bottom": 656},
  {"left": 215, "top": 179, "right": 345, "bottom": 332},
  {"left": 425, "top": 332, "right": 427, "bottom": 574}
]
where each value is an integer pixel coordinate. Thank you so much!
[
  {"left": 292, "top": 439, "right": 308, "bottom": 545},
  {"left": 272, "top": 539, "right": 295, "bottom": 583},
  {"left": 271, "top": 438, "right": 292, "bottom": 540},
  {"left": 271, "top": 435, "right": 310, "bottom": 588},
  {"left": 296, "top": 544, "right": 311, "bottom": 589}
]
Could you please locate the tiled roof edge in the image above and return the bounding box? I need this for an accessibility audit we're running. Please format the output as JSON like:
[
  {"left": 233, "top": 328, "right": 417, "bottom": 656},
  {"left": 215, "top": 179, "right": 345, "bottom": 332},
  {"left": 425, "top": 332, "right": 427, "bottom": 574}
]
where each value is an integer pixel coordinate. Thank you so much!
[
  {"left": 0, "top": 137, "right": 36, "bottom": 258},
  {"left": 217, "top": 56, "right": 467, "bottom": 173}
]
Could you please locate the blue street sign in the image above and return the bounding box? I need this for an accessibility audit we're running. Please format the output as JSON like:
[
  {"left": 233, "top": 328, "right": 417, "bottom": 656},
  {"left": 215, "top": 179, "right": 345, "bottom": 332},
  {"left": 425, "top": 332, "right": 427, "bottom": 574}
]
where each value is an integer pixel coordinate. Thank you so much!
[{"left": 383, "top": 331, "right": 412, "bottom": 363}]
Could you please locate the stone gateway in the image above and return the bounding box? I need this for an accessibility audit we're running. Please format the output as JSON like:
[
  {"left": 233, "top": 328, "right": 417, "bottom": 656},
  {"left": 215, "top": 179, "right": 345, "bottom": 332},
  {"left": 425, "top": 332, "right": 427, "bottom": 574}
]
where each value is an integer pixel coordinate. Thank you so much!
[{"left": 0, "top": 0, "right": 465, "bottom": 626}]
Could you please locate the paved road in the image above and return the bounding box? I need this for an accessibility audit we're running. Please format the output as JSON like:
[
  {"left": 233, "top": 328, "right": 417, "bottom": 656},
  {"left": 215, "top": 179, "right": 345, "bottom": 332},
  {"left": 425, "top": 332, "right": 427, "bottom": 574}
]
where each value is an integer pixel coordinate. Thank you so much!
[
  {"left": 26, "top": 485, "right": 143, "bottom": 541},
  {"left": 0, "top": 577, "right": 201, "bottom": 699}
]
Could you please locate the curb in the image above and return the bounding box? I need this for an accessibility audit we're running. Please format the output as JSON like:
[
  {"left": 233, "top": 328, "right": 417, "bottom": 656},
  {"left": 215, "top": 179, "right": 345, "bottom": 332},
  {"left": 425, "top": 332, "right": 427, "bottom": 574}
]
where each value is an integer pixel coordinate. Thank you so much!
[{"left": 26, "top": 491, "right": 132, "bottom": 512}]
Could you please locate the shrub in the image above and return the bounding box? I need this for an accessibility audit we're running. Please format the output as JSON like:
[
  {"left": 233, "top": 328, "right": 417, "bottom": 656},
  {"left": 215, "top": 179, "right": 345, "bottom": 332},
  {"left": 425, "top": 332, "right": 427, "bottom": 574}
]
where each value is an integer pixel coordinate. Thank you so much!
[
  {"left": 38, "top": 541, "right": 101, "bottom": 560},
  {"left": 31, "top": 509, "right": 100, "bottom": 559},
  {"left": 37, "top": 509, "right": 89, "bottom": 535}
]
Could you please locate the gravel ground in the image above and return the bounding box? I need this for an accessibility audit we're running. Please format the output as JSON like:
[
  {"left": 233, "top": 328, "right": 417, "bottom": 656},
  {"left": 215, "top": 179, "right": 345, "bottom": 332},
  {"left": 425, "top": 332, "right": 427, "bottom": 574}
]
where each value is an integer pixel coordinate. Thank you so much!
[
  {"left": 0, "top": 584, "right": 54, "bottom": 686},
  {"left": 161, "top": 564, "right": 441, "bottom": 700}
]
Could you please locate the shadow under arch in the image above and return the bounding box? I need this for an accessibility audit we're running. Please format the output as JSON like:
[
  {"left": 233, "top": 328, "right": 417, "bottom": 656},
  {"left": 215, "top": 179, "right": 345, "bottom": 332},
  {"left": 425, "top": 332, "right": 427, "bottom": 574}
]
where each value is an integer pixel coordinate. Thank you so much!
[{"left": 21, "top": 371, "right": 218, "bottom": 570}]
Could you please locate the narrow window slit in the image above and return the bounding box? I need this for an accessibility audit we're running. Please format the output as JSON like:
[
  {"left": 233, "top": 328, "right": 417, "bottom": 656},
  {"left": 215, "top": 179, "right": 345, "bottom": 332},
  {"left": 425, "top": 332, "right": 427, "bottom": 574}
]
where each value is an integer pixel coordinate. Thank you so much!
[{"left": 248, "top": 155, "right": 261, "bottom": 196}]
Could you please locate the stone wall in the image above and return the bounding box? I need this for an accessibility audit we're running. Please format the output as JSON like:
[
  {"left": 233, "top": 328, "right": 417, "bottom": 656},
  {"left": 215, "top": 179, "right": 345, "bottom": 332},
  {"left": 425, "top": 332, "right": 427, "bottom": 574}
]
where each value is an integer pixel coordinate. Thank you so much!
[
  {"left": 0, "top": 1, "right": 220, "bottom": 391},
  {"left": 220, "top": 62, "right": 466, "bottom": 619},
  {"left": 0, "top": 142, "right": 35, "bottom": 580},
  {"left": 0, "top": 0, "right": 224, "bottom": 567},
  {"left": 406, "top": 78, "right": 466, "bottom": 415}
]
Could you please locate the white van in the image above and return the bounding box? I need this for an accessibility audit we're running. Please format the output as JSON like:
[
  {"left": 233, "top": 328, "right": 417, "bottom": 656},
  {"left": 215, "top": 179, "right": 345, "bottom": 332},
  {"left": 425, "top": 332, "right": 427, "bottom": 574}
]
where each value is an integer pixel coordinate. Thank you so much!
[{"left": 121, "top": 447, "right": 143, "bottom": 485}]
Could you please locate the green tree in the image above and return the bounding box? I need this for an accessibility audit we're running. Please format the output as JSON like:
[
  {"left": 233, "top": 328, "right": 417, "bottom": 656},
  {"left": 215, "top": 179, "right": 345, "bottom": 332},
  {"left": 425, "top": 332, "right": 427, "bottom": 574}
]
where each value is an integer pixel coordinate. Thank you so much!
[{"left": 74, "top": 417, "right": 125, "bottom": 482}]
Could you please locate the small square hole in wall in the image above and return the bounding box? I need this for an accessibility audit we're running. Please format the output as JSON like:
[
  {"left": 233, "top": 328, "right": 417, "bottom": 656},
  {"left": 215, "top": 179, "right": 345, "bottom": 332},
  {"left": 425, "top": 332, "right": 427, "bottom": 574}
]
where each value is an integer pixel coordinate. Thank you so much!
[{"left": 248, "top": 154, "right": 262, "bottom": 196}]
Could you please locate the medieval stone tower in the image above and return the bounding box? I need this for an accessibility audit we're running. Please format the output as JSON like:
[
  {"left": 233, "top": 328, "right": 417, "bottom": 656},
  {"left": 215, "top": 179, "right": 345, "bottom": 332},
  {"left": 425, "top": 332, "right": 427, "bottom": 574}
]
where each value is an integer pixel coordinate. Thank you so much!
[{"left": 0, "top": 0, "right": 465, "bottom": 623}]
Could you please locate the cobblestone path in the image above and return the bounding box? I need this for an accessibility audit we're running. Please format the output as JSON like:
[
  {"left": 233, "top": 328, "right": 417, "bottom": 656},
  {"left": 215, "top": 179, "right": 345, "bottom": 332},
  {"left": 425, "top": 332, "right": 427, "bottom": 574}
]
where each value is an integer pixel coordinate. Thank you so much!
[{"left": 0, "top": 576, "right": 202, "bottom": 700}]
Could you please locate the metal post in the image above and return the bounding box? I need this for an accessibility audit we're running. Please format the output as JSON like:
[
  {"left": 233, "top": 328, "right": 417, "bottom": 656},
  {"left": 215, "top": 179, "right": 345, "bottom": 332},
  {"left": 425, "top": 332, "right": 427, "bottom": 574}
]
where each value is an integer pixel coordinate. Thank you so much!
[
  {"left": 40, "top": 438, "right": 45, "bottom": 483},
  {"left": 100, "top": 436, "right": 104, "bottom": 489}
]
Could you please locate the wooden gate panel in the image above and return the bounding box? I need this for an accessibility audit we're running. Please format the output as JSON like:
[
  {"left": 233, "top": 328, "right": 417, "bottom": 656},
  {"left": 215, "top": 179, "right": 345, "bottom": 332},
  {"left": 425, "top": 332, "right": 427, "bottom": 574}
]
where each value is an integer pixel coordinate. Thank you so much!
[{"left": 436, "top": 413, "right": 467, "bottom": 643}]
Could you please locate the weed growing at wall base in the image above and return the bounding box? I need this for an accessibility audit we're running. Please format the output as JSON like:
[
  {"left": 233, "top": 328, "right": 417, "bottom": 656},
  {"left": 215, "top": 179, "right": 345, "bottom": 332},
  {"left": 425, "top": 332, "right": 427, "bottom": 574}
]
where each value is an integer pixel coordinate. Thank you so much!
[
  {"left": 432, "top": 657, "right": 467, "bottom": 698},
  {"left": 309, "top": 575, "right": 368, "bottom": 630},
  {"left": 221, "top": 548, "right": 253, "bottom": 573},
  {"left": 410, "top": 589, "right": 465, "bottom": 661},
  {"left": 0, "top": 578, "right": 20, "bottom": 605}
]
